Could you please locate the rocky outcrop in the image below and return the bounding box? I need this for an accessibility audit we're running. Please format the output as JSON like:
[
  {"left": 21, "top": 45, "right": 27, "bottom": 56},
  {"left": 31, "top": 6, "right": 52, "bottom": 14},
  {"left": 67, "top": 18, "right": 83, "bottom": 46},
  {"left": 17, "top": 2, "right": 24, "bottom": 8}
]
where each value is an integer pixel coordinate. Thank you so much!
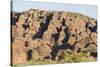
[{"left": 11, "top": 9, "right": 97, "bottom": 65}]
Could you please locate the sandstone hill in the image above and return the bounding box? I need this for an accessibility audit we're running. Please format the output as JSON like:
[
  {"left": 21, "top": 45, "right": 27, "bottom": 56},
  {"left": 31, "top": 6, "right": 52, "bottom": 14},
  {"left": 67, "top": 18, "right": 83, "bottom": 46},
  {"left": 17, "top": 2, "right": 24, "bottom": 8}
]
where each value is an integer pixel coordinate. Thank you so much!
[{"left": 11, "top": 9, "right": 97, "bottom": 65}]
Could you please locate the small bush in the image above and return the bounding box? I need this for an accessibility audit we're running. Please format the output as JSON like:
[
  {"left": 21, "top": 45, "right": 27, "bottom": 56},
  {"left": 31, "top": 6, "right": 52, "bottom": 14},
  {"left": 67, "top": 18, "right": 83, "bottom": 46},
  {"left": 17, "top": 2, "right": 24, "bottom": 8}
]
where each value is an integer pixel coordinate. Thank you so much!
[{"left": 63, "top": 52, "right": 95, "bottom": 63}]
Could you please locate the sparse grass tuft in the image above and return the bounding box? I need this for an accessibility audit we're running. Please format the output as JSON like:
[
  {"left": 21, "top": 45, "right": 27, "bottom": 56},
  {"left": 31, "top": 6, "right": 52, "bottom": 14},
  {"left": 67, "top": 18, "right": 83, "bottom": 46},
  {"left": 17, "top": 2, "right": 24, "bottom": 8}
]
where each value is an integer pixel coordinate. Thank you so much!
[{"left": 63, "top": 52, "right": 95, "bottom": 63}]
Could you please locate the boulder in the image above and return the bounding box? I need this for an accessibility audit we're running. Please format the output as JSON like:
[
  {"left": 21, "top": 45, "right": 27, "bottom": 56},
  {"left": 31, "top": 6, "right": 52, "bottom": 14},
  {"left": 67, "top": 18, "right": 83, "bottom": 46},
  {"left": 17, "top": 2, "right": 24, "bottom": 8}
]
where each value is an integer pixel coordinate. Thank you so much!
[{"left": 36, "top": 44, "right": 51, "bottom": 60}]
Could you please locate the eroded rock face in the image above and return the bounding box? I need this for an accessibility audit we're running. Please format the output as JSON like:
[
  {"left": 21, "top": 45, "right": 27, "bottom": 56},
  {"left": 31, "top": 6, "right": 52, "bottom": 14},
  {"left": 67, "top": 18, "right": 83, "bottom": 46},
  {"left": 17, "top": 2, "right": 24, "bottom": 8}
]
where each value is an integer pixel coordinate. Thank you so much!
[
  {"left": 11, "top": 9, "right": 97, "bottom": 65},
  {"left": 36, "top": 44, "right": 52, "bottom": 60},
  {"left": 12, "top": 36, "right": 27, "bottom": 65}
]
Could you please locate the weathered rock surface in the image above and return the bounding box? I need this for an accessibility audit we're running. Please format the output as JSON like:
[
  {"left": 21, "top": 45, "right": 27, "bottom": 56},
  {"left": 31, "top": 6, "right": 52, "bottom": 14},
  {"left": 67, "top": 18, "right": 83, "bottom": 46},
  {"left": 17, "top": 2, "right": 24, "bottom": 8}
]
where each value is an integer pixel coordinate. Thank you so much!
[{"left": 11, "top": 9, "right": 97, "bottom": 65}]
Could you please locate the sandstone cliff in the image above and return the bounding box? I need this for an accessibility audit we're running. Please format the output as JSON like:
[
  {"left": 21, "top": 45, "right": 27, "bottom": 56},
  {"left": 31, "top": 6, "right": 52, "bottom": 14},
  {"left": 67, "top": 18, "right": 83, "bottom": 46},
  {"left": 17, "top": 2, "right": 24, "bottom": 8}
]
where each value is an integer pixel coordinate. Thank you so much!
[{"left": 11, "top": 9, "right": 97, "bottom": 65}]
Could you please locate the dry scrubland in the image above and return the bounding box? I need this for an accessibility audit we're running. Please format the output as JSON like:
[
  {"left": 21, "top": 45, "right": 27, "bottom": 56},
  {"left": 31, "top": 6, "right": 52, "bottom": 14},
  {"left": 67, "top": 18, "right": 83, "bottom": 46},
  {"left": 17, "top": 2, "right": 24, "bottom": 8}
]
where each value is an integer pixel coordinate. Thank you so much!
[{"left": 11, "top": 9, "right": 97, "bottom": 66}]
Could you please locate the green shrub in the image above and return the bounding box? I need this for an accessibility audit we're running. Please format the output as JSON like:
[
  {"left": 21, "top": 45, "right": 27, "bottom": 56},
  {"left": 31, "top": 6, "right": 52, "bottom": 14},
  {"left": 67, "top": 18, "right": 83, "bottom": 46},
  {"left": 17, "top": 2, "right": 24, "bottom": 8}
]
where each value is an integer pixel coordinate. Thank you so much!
[
  {"left": 14, "top": 52, "right": 96, "bottom": 66},
  {"left": 63, "top": 52, "right": 95, "bottom": 63}
]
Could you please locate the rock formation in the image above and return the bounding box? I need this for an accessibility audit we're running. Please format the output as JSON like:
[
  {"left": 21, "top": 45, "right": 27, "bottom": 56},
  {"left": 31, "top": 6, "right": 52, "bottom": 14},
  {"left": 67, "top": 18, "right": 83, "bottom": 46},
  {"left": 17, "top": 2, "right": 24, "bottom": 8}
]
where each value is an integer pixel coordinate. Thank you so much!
[{"left": 11, "top": 9, "right": 97, "bottom": 65}]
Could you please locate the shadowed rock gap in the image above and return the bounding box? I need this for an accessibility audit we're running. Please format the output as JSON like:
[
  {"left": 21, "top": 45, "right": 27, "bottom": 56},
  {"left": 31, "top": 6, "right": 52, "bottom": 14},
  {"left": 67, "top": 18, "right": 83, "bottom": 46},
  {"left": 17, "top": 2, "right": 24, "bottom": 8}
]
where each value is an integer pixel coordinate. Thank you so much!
[{"left": 32, "top": 14, "right": 53, "bottom": 39}]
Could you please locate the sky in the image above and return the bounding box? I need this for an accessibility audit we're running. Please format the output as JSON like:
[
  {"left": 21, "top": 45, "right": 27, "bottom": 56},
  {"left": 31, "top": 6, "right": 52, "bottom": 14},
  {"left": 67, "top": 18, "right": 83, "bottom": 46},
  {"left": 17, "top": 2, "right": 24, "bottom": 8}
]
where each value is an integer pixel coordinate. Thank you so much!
[{"left": 12, "top": 0, "right": 97, "bottom": 19}]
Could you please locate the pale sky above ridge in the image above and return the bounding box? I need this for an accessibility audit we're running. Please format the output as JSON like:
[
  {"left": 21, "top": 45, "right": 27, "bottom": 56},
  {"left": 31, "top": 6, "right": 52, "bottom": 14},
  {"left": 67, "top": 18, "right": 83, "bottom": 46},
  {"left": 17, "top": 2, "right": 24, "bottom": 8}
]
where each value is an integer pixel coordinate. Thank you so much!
[{"left": 12, "top": 0, "right": 97, "bottom": 19}]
